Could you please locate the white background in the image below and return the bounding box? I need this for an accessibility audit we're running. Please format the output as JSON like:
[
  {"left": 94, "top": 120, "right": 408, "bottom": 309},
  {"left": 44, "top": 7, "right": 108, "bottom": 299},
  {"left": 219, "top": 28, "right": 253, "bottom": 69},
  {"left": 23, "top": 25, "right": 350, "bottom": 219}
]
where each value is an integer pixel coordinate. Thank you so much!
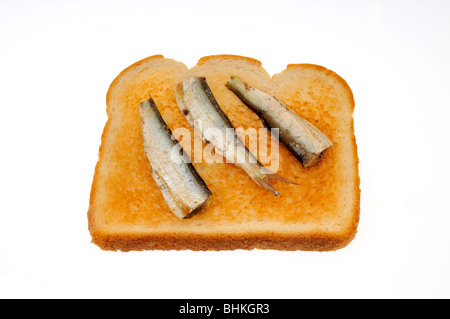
[{"left": 1, "top": 0, "right": 449, "bottom": 299}]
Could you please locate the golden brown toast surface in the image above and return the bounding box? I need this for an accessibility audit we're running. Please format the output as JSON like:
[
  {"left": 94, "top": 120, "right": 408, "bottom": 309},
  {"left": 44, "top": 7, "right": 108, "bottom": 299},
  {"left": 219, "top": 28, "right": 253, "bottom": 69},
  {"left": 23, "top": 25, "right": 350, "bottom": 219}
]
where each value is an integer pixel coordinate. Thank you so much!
[{"left": 88, "top": 55, "right": 360, "bottom": 251}]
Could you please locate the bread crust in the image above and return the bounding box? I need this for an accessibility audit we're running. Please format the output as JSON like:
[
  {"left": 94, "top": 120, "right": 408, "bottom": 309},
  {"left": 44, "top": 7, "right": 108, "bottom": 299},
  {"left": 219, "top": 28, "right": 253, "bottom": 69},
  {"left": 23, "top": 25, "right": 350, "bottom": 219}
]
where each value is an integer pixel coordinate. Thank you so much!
[
  {"left": 88, "top": 55, "right": 360, "bottom": 251},
  {"left": 89, "top": 220, "right": 357, "bottom": 252},
  {"left": 197, "top": 54, "right": 263, "bottom": 68}
]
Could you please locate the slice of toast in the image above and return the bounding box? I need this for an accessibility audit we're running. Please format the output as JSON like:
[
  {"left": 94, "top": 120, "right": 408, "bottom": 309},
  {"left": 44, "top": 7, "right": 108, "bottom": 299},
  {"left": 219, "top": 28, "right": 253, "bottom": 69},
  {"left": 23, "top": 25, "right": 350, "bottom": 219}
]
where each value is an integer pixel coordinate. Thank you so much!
[{"left": 88, "top": 55, "right": 360, "bottom": 251}]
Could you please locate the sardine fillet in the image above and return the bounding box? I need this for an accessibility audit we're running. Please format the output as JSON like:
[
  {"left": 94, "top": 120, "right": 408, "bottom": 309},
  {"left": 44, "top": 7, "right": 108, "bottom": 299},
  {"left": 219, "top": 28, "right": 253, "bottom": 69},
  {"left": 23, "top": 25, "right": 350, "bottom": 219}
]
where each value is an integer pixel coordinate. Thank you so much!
[{"left": 88, "top": 55, "right": 360, "bottom": 251}]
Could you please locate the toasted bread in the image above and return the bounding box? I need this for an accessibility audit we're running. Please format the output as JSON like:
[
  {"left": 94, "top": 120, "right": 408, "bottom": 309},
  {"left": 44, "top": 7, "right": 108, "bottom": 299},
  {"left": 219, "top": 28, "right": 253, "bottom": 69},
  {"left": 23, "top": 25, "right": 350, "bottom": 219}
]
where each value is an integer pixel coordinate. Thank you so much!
[{"left": 88, "top": 54, "right": 360, "bottom": 251}]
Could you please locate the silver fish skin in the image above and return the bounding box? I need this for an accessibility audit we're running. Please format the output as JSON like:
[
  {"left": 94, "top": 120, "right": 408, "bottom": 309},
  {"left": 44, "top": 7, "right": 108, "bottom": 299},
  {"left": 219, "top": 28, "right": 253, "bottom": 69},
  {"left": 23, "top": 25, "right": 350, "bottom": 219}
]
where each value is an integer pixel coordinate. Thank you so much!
[
  {"left": 226, "top": 76, "right": 333, "bottom": 168},
  {"left": 139, "top": 98, "right": 212, "bottom": 219},
  {"left": 175, "top": 77, "right": 294, "bottom": 196}
]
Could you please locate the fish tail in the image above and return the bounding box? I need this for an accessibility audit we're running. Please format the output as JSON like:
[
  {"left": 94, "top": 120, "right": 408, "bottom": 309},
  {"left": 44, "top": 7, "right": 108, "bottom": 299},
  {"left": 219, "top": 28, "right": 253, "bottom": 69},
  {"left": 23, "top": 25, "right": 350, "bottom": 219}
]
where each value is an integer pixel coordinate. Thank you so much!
[
  {"left": 254, "top": 175, "right": 280, "bottom": 196},
  {"left": 252, "top": 167, "right": 297, "bottom": 196},
  {"left": 266, "top": 172, "right": 298, "bottom": 185},
  {"left": 260, "top": 166, "right": 297, "bottom": 185}
]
